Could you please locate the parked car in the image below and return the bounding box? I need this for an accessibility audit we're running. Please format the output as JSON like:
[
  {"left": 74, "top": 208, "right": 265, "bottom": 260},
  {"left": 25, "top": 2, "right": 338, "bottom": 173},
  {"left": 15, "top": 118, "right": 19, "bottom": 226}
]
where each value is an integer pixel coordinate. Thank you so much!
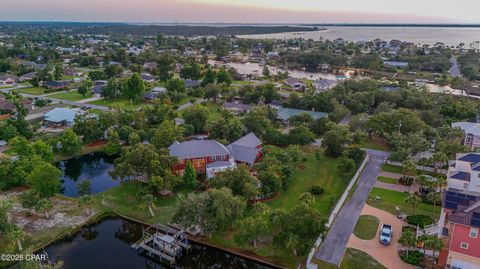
[{"left": 379, "top": 224, "right": 393, "bottom": 245}]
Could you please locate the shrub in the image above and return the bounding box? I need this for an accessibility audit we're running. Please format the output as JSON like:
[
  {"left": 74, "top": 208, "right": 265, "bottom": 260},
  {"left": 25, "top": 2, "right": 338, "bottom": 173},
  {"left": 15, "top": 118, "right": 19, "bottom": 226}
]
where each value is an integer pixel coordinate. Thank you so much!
[
  {"left": 400, "top": 250, "right": 424, "bottom": 265},
  {"left": 311, "top": 185, "right": 325, "bottom": 195},
  {"left": 406, "top": 214, "right": 433, "bottom": 228}
]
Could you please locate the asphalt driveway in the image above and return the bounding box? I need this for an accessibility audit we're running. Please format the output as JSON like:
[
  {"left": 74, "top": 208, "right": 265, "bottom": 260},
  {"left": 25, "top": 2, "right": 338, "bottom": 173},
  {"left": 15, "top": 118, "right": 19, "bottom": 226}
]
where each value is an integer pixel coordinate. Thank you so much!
[{"left": 314, "top": 149, "right": 388, "bottom": 266}]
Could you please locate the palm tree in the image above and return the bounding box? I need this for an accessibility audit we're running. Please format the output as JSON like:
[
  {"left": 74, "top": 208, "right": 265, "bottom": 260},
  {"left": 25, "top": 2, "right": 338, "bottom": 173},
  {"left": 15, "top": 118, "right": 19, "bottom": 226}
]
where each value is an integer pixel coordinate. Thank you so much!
[
  {"left": 138, "top": 192, "right": 155, "bottom": 218},
  {"left": 7, "top": 226, "right": 25, "bottom": 251},
  {"left": 427, "top": 191, "right": 441, "bottom": 222},
  {"left": 431, "top": 152, "right": 447, "bottom": 174},
  {"left": 405, "top": 193, "right": 421, "bottom": 216},
  {"left": 424, "top": 235, "right": 443, "bottom": 269},
  {"left": 402, "top": 158, "right": 417, "bottom": 188},
  {"left": 398, "top": 229, "right": 416, "bottom": 258}
]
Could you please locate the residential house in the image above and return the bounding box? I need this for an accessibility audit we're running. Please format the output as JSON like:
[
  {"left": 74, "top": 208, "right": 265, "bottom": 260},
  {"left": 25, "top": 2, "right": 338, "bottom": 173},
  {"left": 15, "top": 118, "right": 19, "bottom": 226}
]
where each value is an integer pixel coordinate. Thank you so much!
[
  {"left": 437, "top": 153, "right": 480, "bottom": 269},
  {"left": 168, "top": 133, "right": 263, "bottom": 178},
  {"left": 312, "top": 79, "right": 337, "bottom": 93},
  {"left": 19, "top": 72, "right": 36, "bottom": 82},
  {"left": 152, "top": 87, "right": 167, "bottom": 94},
  {"left": 140, "top": 73, "right": 157, "bottom": 83},
  {"left": 183, "top": 79, "right": 201, "bottom": 88},
  {"left": 227, "top": 132, "right": 262, "bottom": 166},
  {"left": 285, "top": 78, "right": 306, "bottom": 92},
  {"left": 0, "top": 74, "right": 18, "bottom": 85},
  {"left": 0, "top": 96, "right": 32, "bottom": 117},
  {"left": 142, "top": 62, "right": 158, "bottom": 71},
  {"left": 45, "top": 80, "right": 71, "bottom": 90},
  {"left": 276, "top": 107, "right": 327, "bottom": 123},
  {"left": 223, "top": 101, "right": 251, "bottom": 115},
  {"left": 43, "top": 107, "right": 82, "bottom": 127},
  {"left": 268, "top": 99, "right": 283, "bottom": 110},
  {"left": 415, "top": 79, "right": 429, "bottom": 87},
  {"left": 452, "top": 122, "right": 480, "bottom": 150},
  {"left": 168, "top": 140, "right": 235, "bottom": 176}
]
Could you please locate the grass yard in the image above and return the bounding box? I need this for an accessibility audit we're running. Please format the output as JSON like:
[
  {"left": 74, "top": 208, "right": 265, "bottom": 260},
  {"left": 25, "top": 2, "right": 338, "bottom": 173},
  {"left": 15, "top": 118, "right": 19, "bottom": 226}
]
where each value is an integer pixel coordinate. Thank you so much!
[
  {"left": 205, "top": 102, "right": 223, "bottom": 122},
  {"left": 267, "top": 151, "right": 346, "bottom": 216},
  {"left": 314, "top": 248, "right": 386, "bottom": 269},
  {"left": 377, "top": 176, "right": 398, "bottom": 184},
  {"left": 14, "top": 87, "right": 46, "bottom": 95},
  {"left": 91, "top": 182, "right": 184, "bottom": 224},
  {"left": 359, "top": 136, "right": 390, "bottom": 151},
  {"left": 88, "top": 98, "right": 145, "bottom": 110},
  {"left": 353, "top": 215, "right": 380, "bottom": 240},
  {"left": 367, "top": 187, "right": 438, "bottom": 218},
  {"left": 382, "top": 164, "right": 403, "bottom": 174},
  {"left": 209, "top": 150, "right": 347, "bottom": 268},
  {"left": 49, "top": 90, "right": 93, "bottom": 101}
]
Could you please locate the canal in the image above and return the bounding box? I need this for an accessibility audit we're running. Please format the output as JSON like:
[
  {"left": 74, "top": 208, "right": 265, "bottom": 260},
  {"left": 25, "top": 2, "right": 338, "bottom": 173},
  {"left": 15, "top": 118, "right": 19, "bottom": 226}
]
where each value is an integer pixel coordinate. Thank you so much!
[
  {"left": 57, "top": 152, "right": 118, "bottom": 197},
  {"left": 44, "top": 218, "right": 276, "bottom": 269}
]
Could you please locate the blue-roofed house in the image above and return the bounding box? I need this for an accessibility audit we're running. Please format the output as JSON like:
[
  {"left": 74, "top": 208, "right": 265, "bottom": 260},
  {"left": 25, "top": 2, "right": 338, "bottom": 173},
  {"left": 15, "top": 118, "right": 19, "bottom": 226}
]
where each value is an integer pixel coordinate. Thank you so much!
[
  {"left": 276, "top": 108, "right": 327, "bottom": 124},
  {"left": 227, "top": 132, "right": 262, "bottom": 166},
  {"left": 183, "top": 79, "right": 201, "bottom": 88},
  {"left": 168, "top": 133, "right": 263, "bottom": 178},
  {"left": 43, "top": 107, "right": 82, "bottom": 127},
  {"left": 440, "top": 153, "right": 480, "bottom": 268}
]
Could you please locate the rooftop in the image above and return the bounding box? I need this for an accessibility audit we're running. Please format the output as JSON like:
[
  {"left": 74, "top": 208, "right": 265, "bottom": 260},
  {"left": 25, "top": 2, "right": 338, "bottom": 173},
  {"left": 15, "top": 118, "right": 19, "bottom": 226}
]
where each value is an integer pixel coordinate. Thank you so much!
[{"left": 168, "top": 140, "right": 231, "bottom": 160}]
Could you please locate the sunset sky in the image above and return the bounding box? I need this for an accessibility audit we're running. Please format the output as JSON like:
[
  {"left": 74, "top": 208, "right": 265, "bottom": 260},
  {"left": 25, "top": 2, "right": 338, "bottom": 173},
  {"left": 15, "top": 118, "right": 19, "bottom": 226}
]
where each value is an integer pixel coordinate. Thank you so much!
[{"left": 1, "top": 0, "right": 479, "bottom": 23}]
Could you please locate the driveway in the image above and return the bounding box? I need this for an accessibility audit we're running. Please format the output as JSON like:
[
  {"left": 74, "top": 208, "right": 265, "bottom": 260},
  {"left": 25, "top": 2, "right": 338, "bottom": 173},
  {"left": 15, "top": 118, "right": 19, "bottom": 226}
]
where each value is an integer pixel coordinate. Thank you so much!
[
  {"left": 314, "top": 149, "right": 389, "bottom": 266},
  {"left": 347, "top": 204, "right": 414, "bottom": 269}
]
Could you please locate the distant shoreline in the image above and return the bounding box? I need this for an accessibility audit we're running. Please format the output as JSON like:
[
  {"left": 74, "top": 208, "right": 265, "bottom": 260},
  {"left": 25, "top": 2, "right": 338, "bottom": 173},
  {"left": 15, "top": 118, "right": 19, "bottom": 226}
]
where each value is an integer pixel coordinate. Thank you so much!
[{"left": 0, "top": 21, "right": 480, "bottom": 28}]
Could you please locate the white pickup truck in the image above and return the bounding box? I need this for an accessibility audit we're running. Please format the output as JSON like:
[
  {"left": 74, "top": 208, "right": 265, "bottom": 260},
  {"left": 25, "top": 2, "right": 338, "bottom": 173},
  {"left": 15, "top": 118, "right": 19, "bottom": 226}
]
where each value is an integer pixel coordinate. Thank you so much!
[{"left": 379, "top": 224, "right": 393, "bottom": 246}]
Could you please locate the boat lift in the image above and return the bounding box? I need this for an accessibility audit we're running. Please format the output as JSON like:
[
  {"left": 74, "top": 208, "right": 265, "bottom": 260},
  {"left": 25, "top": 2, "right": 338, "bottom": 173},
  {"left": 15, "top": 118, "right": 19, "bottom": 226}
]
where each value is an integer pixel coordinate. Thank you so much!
[{"left": 132, "top": 223, "right": 191, "bottom": 266}]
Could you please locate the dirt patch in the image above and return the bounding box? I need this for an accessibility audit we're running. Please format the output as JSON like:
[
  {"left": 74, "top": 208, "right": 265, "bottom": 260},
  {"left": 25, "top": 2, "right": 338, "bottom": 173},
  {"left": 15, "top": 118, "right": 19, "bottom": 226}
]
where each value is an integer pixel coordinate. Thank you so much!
[{"left": 1, "top": 190, "right": 95, "bottom": 236}]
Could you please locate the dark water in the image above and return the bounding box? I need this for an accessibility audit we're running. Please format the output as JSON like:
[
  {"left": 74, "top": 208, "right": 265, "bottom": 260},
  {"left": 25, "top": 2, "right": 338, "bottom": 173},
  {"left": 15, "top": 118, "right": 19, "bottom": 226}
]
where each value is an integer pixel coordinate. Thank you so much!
[
  {"left": 44, "top": 218, "right": 275, "bottom": 269},
  {"left": 57, "top": 152, "right": 118, "bottom": 197}
]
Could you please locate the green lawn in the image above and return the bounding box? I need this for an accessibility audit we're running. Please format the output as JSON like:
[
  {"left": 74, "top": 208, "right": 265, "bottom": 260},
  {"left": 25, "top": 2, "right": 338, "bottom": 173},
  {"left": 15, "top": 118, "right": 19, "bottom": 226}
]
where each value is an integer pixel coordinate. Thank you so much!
[
  {"left": 382, "top": 164, "right": 403, "bottom": 174},
  {"left": 209, "top": 151, "right": 346, "bottom": 268},
  {"left": 88, "top": 98, "right": 145, "bottom": 109},
  {"left": 367, "top": 187, "right": 438, "bottom": 218},
  {"left": 353, "top": 215, "right": 379, "bottom": 240},
  {"left": 14, "top": 87, "right": 45, "bottom": 95},
  {"left": 359, "top": 137, "right": 390, "bottom": 151},
  {"left": 49, "top": 90, "right": 93, "bottom": 101},
  {"left": 267, "top": 152, "right": 345, "bottom": 216},
  {"left": 91, "top": 182, "right": 184, "bottom": 224},
  {"left": 315, "top": 248, "right": 386, "bottom": 269},
  {"left": 205, "top": 102, "right": 223, "bottom": 122},
  {"left": 377, "top": 176, "right": 398, "bottom": 184}
]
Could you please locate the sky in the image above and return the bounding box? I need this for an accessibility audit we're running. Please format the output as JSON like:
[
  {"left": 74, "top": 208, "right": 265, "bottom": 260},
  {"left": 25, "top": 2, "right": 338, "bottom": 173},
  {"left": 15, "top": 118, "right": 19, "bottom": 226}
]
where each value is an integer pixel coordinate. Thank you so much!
[{"left": 1, "top": 0, "right": 480, "bottom": 24}]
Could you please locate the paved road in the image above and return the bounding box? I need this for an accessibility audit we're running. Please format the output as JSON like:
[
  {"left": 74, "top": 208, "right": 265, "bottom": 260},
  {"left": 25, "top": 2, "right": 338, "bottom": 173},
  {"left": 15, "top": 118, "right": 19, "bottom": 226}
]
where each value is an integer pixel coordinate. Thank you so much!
[
  {"left": 314, "top": 149, "right": 389, "bottom": 266},
  {"left": 1, "top": 86, "right": 110, "bottom": 111},
  {"left": 450, "top": 58, "right": 461, "bottom": 77}
]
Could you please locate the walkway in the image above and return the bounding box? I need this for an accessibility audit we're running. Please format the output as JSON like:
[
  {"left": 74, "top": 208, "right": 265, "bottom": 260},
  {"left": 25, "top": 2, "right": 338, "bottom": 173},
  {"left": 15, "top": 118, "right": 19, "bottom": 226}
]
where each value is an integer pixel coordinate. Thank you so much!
[
  {"left": 314, "top": 149, "right": 389, "bottom": 266},
  {"left": 347, "top": 204, "right": 414, "bottom": 269}
]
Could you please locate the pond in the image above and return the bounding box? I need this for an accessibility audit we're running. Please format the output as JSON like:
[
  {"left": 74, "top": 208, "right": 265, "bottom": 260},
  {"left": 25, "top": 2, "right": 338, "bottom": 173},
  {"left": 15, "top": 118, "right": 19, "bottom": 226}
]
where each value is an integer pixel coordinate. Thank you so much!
[
  {"left": 57, "top": 152, "right": 118, "bottom": 197},
  {"left": 44, "top": 218, "right": 276, "bottom": 269}
]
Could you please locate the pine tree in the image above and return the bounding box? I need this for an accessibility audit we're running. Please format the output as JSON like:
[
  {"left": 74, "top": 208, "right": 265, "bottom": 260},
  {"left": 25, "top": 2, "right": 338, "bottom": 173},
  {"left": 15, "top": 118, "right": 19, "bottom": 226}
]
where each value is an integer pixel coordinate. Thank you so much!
[{"left": 183, "top": 161, "right": 197, "bottom": 189}]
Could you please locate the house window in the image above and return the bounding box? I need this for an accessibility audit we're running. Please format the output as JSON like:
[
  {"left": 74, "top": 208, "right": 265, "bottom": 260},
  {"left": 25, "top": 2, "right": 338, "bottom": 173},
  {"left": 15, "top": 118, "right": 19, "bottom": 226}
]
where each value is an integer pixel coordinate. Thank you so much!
[
  {"left": 460, "top": 242, "right": 469, "bottom": 249},
  {"left": 464, "top": 183, "right": 469, "bottom": 189},
  {"left": 470, "top": 228, "right": 478, "bottom": 238}
]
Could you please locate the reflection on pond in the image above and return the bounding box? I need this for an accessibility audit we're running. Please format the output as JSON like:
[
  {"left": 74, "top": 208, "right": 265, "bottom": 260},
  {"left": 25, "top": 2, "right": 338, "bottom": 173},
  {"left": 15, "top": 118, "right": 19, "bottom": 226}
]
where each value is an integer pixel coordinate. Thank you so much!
[
  {"left": 45, "top": 218, "right": 275, "bottom": 269},
  {"left": 57, "top": 152, "right": 118, "bottom": 197}
]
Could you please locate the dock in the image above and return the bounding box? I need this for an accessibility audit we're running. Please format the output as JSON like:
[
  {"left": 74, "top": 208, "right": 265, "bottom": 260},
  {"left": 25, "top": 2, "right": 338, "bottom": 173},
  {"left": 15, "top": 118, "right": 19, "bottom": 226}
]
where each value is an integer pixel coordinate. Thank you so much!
[{"left": 132, "top": 223, "right": 191, "bottom": 266}]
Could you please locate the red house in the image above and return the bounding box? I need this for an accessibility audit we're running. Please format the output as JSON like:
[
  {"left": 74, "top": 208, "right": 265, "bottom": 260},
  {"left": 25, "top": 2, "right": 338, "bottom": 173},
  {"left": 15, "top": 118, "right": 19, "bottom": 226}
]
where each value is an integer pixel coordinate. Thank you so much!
[{"left": 168, "top": 133, "right": 262, "bottom": 177}]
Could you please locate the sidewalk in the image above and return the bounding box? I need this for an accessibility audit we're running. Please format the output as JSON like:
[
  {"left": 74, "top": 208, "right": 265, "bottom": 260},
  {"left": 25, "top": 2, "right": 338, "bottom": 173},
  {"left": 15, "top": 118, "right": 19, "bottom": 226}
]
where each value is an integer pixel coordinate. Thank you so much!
[{"left": 347, "top": 204, "right": 414, "bottom": 269}]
